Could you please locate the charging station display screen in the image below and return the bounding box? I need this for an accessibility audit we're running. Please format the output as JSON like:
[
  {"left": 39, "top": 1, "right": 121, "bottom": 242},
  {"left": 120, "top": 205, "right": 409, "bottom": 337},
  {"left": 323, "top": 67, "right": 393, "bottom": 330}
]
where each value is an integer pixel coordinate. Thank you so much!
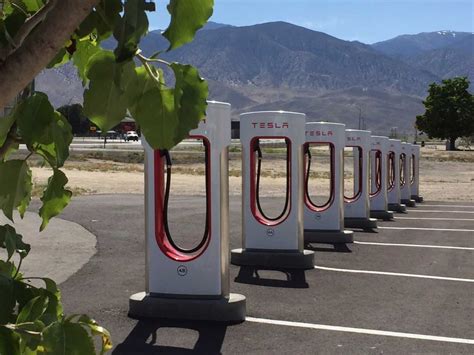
[
  {"left": 251, "top": 138, "right": 291, "bottom": 225},
  {"left": 370, "top": 150, "right": 382, "bottom": 196},
  {"left": 344, "top": 146, "right": 362, "bottom": 202},
  {"left": 304, "top": 143, "right": 334, "bottom": 211}
]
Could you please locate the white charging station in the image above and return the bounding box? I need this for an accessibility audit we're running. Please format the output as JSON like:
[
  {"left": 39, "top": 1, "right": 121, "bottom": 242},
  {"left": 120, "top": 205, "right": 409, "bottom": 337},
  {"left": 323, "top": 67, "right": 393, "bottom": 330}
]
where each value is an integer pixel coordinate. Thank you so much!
[
  {"left": 129, "top": 101, "right": 246, "bottom": 322},
  {"left": 400, "top": 142, "right": 416, "bottom": 207},
  {"left": 410, "top": 144, "right": 424, "bottom": 203},
  {"left": 387, "top": 139, "right": 407, "bottom": 213},
  {"left": 303, "top": 122, "right": 354, "bottom": 244},
  {"left": 343, "top": 129, "right": 378, "bottom": 230},
  {"left": 231, "top": 111, "right": 315, "bottom": 269},
  {"left": 369, "top": 136, "right": 394, "bottom": 221}
]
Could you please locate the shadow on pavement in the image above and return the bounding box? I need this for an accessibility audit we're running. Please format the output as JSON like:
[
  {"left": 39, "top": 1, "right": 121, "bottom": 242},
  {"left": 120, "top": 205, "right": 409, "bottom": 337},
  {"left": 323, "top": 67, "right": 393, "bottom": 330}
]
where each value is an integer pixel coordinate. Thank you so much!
[
  {"left": 113, "top": 319, "right": 227, "bottom": 354},
  {"left": 307, "top": 243, "right": 353, "bottom": 253},
  {"left": 234, "top": 266, "right": 309, "bottom": 288}
]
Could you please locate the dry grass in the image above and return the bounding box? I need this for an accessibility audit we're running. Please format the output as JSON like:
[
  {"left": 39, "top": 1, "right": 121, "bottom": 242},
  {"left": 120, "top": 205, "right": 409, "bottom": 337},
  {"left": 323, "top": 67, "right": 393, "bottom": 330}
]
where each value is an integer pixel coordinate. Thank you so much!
[{"left": 26, "top": 146, "right": 474, "bottom": 202}]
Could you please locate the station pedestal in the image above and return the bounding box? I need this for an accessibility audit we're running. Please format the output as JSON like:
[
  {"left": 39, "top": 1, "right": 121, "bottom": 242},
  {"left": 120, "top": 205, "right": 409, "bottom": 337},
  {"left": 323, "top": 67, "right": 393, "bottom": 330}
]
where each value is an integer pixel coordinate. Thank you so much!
[{"left": 129, "top": 292, "right": 246, "bottom": 323}]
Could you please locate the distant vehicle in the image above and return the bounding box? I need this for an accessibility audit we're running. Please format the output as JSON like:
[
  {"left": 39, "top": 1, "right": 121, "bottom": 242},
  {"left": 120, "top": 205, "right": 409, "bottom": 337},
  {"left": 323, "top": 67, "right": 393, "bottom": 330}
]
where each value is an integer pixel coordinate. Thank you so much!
[{"left": 125, "top": 131, "right": 139, "bottom": 142}]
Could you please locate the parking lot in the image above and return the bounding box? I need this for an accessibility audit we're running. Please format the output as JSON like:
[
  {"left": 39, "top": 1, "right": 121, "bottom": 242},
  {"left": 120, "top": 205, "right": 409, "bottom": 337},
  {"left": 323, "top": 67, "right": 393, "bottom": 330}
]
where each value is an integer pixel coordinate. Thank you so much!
[{"left": 47, "top": 195, "right": 474, "bottom": 354}]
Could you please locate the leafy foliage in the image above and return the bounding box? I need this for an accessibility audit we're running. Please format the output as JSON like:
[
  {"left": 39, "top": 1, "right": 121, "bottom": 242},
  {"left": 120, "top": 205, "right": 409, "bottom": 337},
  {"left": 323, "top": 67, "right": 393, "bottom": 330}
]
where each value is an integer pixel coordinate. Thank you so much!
[
  {"left": 416, "top": 77, "right": 474, "bottom": 150},
  {"left": 0, "top": 0, "right": 213, "bottom": 353}
]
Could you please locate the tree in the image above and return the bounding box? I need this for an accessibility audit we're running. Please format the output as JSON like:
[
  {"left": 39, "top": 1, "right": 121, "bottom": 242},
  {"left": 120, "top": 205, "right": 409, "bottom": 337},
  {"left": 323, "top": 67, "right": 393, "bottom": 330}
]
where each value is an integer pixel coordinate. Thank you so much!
[
  {"left": 416, "top": 77, "right": 474, "bottom": 151},
  {"left": 57, "top": 104, "right": 90, "bottom": 135},
  {"left": 0, "top": 0, "right": 214, "bottom": 353}
]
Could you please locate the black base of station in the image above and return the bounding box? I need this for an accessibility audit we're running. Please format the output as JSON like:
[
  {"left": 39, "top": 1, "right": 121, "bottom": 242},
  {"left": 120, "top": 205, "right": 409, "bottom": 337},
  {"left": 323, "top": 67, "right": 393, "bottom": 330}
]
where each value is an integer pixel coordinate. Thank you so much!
[
  {"left": 304, "top": 229, "right": 354, "bottom": 244},
  {"left": 370, "top": 210, "right": 395, "bottom": 221},
  {"left": 388, "top": 203, "right": 407, "bottom": 213},
  {"left": 344, "top": 217, "right": 378, "bottom": 230},
  {"left": 401, "top": 199, "right": 416, "bottom": 207},
  {"left": 230, "top": 248, "right": 315, "bottom": 270},
  {"left": 129, "top": 292, "right": 246, "bottom": 323}
]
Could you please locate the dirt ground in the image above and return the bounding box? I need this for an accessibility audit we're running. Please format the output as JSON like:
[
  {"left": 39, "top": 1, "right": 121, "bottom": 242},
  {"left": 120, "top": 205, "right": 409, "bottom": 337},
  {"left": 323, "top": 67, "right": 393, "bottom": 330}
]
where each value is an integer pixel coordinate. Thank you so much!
[{"left": 30, "top": 146, "right": 474, "bottom": 202}]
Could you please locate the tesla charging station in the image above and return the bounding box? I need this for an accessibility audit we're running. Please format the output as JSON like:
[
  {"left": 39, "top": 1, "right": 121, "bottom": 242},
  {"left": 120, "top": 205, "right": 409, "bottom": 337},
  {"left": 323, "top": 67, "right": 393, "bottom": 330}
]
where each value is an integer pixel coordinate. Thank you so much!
[
  {"left": 369, "top": 136, "right": 394, "bottom": 221},
  {"left": 129, "top": 101, "right": 246, "bottom": 322},
  {"left": 344, "top": 130, "right": 378, "bottom": 230},
  {"left": 231, "top": 111, "right": 315, "bottom": 269},
  {"left": 410, "top": 144, "right": 424, "bottom": 202},
  {"left": 387, "top": 139, "right": 407, "bottom": 213},
  {"left": 304, "top": 122, "right": 354, "bottom": 244},
  {"left": 400, "top": 142, "right": 416, "bottom": 207}
]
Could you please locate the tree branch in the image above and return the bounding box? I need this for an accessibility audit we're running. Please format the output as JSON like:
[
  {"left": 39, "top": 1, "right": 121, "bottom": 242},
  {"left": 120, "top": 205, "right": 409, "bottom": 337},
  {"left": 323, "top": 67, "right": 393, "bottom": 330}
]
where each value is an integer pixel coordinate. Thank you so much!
[
  {"left": 0, "top": 0, "right": 58, "bottom": 61},
  {"left": 0, "top": 0, "right": 100, "bottom": 111}
]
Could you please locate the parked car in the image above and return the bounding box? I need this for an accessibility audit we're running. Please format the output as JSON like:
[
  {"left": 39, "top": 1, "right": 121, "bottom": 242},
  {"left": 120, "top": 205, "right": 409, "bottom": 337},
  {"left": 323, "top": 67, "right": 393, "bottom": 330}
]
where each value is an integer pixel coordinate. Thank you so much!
[{"left": 125, "top": 131, "right": 139, "bottom": 141}]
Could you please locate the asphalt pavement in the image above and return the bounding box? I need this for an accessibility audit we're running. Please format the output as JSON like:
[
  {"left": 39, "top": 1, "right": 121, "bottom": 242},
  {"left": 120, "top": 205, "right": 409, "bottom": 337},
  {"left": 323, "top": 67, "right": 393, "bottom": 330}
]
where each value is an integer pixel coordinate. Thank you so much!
[{"left": 30, "top": 195, "right": 474, "bottom": 354}]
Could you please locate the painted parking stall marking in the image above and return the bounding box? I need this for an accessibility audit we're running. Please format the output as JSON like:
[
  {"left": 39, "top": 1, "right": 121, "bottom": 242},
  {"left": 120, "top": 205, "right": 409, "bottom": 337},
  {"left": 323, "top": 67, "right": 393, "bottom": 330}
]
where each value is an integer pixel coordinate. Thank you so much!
[
  {"left": 246, "top": 317, "right": 474, "bottom": 345},
  {"left": 378, "top": 226, "right": 474, "bottom": 233},
  {"left": 395, "top": 217, "right": 474, "bottom": 222},
  {"left": 354, "top": 241, "right": 474, "bottom": 251},
  {"left": 314, "top": 266, "right": 474, "bottom": 283},
  {"left": 408, "top": 210, "right": 474, "bottom": 214}
]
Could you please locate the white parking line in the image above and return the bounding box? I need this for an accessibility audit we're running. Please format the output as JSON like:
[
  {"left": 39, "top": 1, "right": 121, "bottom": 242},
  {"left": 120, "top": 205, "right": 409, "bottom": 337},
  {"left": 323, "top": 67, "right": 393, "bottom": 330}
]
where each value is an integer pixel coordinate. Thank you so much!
[
  {"left": 409, "top": 210, "right": 474, "bottom": 214},
  {"left": 354, "top": 241, "right": 474, "bottom": 251},
  {"left": 378, "top": 226, "right": 474, "bottom": 232},
  {"left": 395, "top": 217, "right": 474, "bottom": 222},
  {"left": 246, "top": 317, "right": 474, "bottom": 345},
  {"left": 314, "top": 266, "right": 474, "bottom": 283},
  {"left": 421, "top": 204, "right": 474, "bottom": 209}
]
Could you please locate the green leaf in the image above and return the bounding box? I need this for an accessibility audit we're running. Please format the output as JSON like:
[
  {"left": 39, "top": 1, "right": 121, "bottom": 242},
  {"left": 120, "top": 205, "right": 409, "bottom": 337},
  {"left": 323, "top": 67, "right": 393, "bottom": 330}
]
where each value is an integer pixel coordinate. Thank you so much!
[
  {"left": 14, "top": 320, "right": 44, "bottom": 352},
  {"left": 47, "top": 48, "right": 71, "bottom": 69},
  {"left": 170, "top": 63, "right": 208, "bottom": 144},
  {"left": 113, "top": 0, "right": 149, "bottom": 61},
  {"left": 0, "top": 260, "right": 17, "bottom": 324},
  {"left": 38, "top": 169, "right": 72, "bottom": 232},
  {"left": 17, "top": 296, "right": 48, "bottom": 324},
  {"left": 15, "top": 92, "right": 54, "bottom": 144},
  {"left": 0, "top": 327, "right": 20, "bottom": 355},
  {"left": 0, "top": 160, "right": 32, "bottom": 221},
  {"left": 43, "top": 321, "right": 95, "bottom": 355},
  {"left": 76, "top": 0, "right": 122, "bottom": 42},
  {"left": 83, "top": 50, "right": 134, "bottom": 132},
  {"left": 0, "top": 224, "right": 30, "bottom": 260},
  {"left": 72, "top": 40, "right": 101, "bottom": 83},
  {"left": 163, "top": 0, "right": 214, "bottom": 51},
  {"left": 13, "top": 92, "right": 73, "bottom": 167},
  {"left": 33, "top": 111, "right": 73, "bottom": 169},
  {"left": 76, "top": 315, "right": 113, "bottom": 353},
  {"left": 0, "top": 112, "right": 15, "bottom": 147},
  {"left": 125, "top": 65, "right": 160, "bottom": 108},
  {"left": 131, "top": 87, "right": 178, "bottom": 149}
]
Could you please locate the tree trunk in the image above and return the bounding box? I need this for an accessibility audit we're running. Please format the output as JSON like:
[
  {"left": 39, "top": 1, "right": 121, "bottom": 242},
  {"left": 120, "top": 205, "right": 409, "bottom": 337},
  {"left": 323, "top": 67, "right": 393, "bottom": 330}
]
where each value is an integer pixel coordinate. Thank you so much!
[
  {"left": 447, "top": 137, "right": 457, "bottom": 151},
  {"left": 0, "top": 0, "right": 100, "bottom": 111}
]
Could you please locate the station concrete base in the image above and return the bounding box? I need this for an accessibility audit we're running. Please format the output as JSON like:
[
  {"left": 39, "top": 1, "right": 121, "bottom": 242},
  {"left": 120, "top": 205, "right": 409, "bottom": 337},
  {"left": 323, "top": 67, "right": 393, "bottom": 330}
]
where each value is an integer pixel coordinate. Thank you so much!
[
  {"left": 411, "top": 195, "right": 424, "bottom": 203},
  {"left": 370, "top": 210, "right": 394, "bottom": 221},
  {"left": 230, "top": 248, "right": 315, "bottom": 270},
  {"left": 304, "top": 229, "right": 354, "bottom": 244},
  {"left": 388, "top": 203, "right": 407, "bottom": 213},
  {"left": 129, "top": 292, "right": 246, "bottom": 323},
  {"left": 401, "top": 199, "right": 416, "bottom": 207},
  {"left": 344, "top": 217, "right": 378, "bottom": 230}
]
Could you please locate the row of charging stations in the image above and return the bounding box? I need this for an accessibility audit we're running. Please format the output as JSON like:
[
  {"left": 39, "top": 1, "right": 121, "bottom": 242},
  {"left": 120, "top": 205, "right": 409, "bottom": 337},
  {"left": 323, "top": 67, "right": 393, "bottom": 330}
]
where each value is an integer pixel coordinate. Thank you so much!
[{"left": 130, "top": 104, "right": 424, "bottom": 322}]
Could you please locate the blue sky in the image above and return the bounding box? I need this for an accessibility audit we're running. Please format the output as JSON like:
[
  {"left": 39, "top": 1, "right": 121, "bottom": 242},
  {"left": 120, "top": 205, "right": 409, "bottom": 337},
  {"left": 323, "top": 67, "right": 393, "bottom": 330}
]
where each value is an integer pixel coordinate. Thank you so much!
[{"left": 148, "top": 0, "right": 473, "bottom": 43}]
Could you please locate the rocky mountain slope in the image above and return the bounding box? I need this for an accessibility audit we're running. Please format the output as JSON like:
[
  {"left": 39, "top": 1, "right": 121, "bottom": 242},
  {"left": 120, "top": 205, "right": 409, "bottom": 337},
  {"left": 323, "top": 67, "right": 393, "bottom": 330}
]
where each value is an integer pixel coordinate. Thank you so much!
[{"left": 36, "top": 22, "right": 471, "bottom": 134}]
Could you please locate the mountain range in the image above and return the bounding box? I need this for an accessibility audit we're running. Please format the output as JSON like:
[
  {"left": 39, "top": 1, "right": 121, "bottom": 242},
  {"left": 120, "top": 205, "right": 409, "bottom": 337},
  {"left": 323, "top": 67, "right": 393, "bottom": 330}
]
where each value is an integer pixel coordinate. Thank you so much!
[{"left": 36, "top": 22, "right": 473, "bottom": 135}]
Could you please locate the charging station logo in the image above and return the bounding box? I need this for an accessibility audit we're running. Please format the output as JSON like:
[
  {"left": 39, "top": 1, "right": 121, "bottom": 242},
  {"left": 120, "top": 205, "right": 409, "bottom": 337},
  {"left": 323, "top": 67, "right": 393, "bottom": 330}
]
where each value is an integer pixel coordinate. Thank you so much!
[
  {"left": 251, "top": 122, "right": 289, "bottom": 129},
  {"left": 266, "top": 228, "right": 275, "bottom": 237},
  {"left": 177, "top": 265, "right": 188, "bottom": 276}
]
